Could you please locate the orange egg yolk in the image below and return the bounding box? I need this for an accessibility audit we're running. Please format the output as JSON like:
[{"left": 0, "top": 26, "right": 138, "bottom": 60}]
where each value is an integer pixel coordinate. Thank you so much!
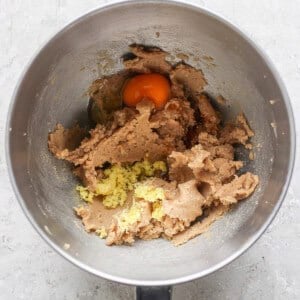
[{"left": 122, "top": 73, "right": 171, "bottom": 109}]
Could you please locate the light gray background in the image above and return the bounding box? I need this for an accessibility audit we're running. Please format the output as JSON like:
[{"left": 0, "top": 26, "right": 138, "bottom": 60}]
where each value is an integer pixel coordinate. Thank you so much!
[{"left": 1, "top": 0, "right": 299, "bottom": 299}]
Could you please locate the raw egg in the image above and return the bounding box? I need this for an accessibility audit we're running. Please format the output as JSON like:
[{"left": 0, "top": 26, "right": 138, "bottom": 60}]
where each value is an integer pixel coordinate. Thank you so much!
[{"left": 122, "top": 73, "right": 170, "bottom": 109}]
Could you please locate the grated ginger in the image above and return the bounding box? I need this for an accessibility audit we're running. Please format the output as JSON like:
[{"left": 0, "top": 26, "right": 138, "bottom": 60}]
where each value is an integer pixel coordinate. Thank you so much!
[
  {"left": 152, "top": 200, "right": 164, "bottom": 221},
  {"left": 95, "top": 227, "right": 108, "bottom": 239},
  {"left": 117, "top": 201, "right": 142, "bottom": 232},
  {"left": 134, "top": 183, "right": 165, "bottom": 202},
  {"left": 76, "top": 160, "right": 167, "bottom": 208},
  {"left": 76, "top": 186, "right": 94, "bottom": 203}
]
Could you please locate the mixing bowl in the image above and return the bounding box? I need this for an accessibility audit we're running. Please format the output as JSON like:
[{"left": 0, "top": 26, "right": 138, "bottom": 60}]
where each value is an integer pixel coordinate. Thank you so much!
[{"left": 6, "top": 0, "right": 295, "bottom": 298}]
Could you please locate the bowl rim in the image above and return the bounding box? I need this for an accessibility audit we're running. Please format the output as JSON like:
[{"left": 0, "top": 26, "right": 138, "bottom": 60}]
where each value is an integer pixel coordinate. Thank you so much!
[{"left": 5, "top": 0, "right": 296, "bottom": 287}]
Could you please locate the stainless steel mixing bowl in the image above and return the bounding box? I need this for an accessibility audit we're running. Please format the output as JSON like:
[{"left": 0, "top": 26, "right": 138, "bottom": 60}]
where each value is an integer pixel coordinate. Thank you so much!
[{"left": 6, "top": 0, "right": 295, "bottom": 298}]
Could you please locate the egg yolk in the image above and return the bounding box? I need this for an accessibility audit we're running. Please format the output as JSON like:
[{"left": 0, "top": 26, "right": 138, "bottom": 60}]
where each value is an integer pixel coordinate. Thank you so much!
[{"left": 122, "top": 73, "right": 170, "bottom": 109}]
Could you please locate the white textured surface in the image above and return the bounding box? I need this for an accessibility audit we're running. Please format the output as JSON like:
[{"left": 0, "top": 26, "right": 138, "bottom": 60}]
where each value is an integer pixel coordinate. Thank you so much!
[{"left": 1, "top": 0, "right": 299, "bottom": 299}]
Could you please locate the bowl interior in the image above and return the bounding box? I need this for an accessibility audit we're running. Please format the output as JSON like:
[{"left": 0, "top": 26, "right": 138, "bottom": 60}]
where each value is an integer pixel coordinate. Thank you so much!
[{"left": 7, "top": 1, "right": 293, "bottom": 285}]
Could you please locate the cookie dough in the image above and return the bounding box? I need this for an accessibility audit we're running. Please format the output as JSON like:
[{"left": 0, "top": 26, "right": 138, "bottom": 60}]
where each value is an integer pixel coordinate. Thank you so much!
[{"left": 48, "top": 45, "right": 259, "bottom": 246}]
